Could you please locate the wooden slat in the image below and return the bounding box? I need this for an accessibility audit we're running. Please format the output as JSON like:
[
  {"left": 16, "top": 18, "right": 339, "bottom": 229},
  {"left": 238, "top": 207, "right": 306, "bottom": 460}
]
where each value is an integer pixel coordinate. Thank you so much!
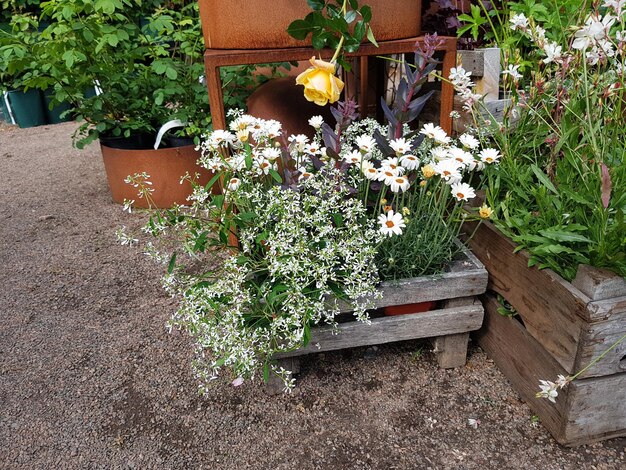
[
  {"left": 277, "top": 303, "right": 484, "bottom": 358},
  {"left": 469, "top": 221, "right": 588, "bottom": 373},
  {"left": 573, "top": 302, "right": 626, "bottom": 378},
  {"left": 477, "top": 294, "right": 626, "bottom": 446},
  {"left": 572, "top": 264, "right": 626, "bottom": 301}
]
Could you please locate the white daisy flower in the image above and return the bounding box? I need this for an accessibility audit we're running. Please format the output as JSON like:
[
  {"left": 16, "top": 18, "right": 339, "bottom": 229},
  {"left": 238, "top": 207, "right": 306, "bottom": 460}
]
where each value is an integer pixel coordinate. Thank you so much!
[
  {"left": 355, "top": 135, "right": 377, "bottom": 153},
  {"left": 448, "top": 147, "right": 474, "bottom": 167},
  {"left": 227, "top": 177, "right": 241, "bottom": 191},
  {"left": 308, "top": 115, "right": 324, "bottom": 129},
  {"left": 430, "top": 147, "right": 449, "bottom": 161},
  {"left": 263, "top": 147, "right": 281, "bottom": 161},
  {"left": 399, "top": 154, "right": 420, "bottom": 171},
  {"left": 479, "top": 148, "right": 501, "bottom": 164},
  {"left": 343, "top": 150, "right": 363, "bottom": 165},
  {"left": 459, "top": 133, "right": 479, "bottom": 150},
  {"left": 378, "top": 210, "right": 406, "bottom": 237},
  {"left": 304, "top": 142, "right": 321, "bottom": 155},
  {"left": 381, "top": 157, "right": 405, "bottom": 175},
  {"left": 389, "top": 138, "right": 412, "bottom": 156},
  {"left": 378, "top": 167, "right": 400, "bottom": 185},
  {"left": 420, "top": 123, "right": 450, "bottom": 144},
  {"left": 288, "top": 134, "right": 309, "bottom": 152},
  {"left": 433, "top": 159, "right": 462, "bottom": 181},
  {"left": 450, "top": 182, "right": 476, "bottom": 201},
  {"left": 389, "top": 175, "right": 410, "bottom": 193},
  {"left": 510, "top": 13, "right": 529, "bottom": 31},
  {"left": 361, "top": 161, "right": 379, "bottom": 180}
]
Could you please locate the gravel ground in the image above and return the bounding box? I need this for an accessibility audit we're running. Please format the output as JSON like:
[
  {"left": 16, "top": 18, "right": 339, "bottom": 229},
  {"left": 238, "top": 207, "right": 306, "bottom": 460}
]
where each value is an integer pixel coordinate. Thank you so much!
[{"left": 0, "top": 121, "right": 625, "bottom": 469}]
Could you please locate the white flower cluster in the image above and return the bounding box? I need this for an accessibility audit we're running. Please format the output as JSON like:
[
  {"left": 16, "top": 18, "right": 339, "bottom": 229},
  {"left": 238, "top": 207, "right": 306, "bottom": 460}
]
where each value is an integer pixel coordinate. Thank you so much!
[
  {"left": 167, "top": 166, "right": 382, "bottom": 391},
  {"left": 448, "top": 67, "right": 482, "bottom": 112},
  {"left": 510, "top": 9, "right": 625, "bottom": 67}
]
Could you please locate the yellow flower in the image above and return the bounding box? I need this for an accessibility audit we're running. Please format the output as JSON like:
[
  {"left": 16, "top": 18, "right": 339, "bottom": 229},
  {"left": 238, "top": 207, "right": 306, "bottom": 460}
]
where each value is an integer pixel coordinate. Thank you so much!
[
  {"left": 402, "top": 207, "right": 410, "bottom": 216},
  {"left": 419, "top": 180, "right": 427, "bottom": 187},
  {"left": 421, "top": 164, "right": 436, "bottom": 179},
  {"left": 383, "top": 205, "right": 393, "bottom": 213},
  {"left": 380, "top": 198, "right": 387, "bottom": 205},
  {"left": 296, "top": 57, "right": 344, "bottom": 106},
  {"left": 479, "top": 204, "right": 493, "bottom": 219}
]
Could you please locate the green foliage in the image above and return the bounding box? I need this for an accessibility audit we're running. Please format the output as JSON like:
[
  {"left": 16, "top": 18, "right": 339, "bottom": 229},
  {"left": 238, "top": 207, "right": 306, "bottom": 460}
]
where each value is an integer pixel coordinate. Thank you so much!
[
  {"left": 480, "top": 5, "right": 626, "bottom": 280},
  {"left": 287, "top": 0, "right": 375, "bottom": 69},
  {"left": 0, "top": 0, "right": 289, "bottom": 147}
]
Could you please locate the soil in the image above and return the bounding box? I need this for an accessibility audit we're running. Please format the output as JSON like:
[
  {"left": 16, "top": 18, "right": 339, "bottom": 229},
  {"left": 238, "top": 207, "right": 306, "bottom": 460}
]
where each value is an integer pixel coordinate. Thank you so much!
[{"left": 1, "top": 121, "right": 625, "bottom": 469}]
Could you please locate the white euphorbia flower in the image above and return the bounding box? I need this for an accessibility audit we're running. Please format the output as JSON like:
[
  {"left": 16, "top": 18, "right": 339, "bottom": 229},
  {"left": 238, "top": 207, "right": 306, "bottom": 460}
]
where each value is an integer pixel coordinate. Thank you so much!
[
  {"left": 450, "top": 182, "right": 476, "bottom": 202},
  {"left": 378, "top": 210, "right": 406, "bottom": 237},
  {"left": 389, "top": 175, "right": 410, "bottom": 193},
  {"left": 399, "top": 154, "right": 420, "bottom": 171},
  {"left": 459, "top": 133, "right": 479, "bottom": 150},
  {"left": 479, "top": 148, "right": 502, "bottom": 164},
  {"left": 389, "top": 138, "right": 412, "bottom": 155},
  {"left": 355, "top": 135, "right": 377, "bottom": 153},
  {"left": 308, "top": 115, "right": 324, "bottom": 129}
]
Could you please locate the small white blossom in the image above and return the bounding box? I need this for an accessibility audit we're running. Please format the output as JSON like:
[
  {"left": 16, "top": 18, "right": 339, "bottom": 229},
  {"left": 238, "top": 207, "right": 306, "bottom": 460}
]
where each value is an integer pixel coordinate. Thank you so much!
[
  {"left": 510, "top": 13, "right": 529, "bottom": 31},
  {"left": 308, "top": 115, "right": 324, "bottom": 129}
]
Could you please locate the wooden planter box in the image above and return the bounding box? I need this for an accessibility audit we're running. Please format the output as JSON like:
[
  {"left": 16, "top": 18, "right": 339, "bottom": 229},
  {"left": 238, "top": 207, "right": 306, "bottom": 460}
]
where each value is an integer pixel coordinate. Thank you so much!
[
  {"left": 198, "top": 0, "right": 422, "bottom": 50},
  {"left": 469, "top": 221, "right": 626, "bottom": 445},
  {"left": 268, "top": 248, "right": 488, "bottom": 391}
]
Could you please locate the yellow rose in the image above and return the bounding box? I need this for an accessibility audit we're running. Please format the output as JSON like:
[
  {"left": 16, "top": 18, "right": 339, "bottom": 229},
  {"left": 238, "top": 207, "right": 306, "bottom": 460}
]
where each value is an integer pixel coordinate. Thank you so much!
[{"left": 296, "top": 57, "right": 344, "bottom": 106}]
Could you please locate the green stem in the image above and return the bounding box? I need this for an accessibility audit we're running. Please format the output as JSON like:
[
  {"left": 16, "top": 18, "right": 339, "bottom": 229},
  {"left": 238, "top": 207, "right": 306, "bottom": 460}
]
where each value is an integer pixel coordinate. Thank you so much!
[
  {"left": 570, "top": 332, "right": 626, "bottom": 381},
  {"left": 330, "top": 0, "right": 348, "bottom": 64}
]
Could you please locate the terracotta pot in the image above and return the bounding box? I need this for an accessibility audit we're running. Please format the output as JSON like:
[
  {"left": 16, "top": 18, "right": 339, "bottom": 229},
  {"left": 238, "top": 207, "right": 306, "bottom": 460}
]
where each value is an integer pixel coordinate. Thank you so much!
[
  {"left": 384, "top": 301, "right": 436, "bottom": 316},
  {"left": 100, "top": 143, "right": 215, "bottom": 208},
  {"left": 198, "top": 0, "right": 422, "bottom": 49}
]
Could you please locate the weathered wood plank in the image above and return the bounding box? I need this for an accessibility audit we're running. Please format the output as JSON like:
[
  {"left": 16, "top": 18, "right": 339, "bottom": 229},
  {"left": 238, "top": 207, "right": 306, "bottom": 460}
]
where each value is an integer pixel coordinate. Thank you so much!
[
  {"left": 265, "top": 357, "right": 300, "bottom": 395},
  {"left": 476, "top": 294, "right": 570, "bottom": 442},
  {"left": 277, "top": 303, "right": 484, "bottom": 358},
  {"left": 564, "top": 374, "right": 626, "bottom": 445},
  {"left": 477, "top": 294, "right": 626, "bottom": 446},
  {"left": 456, "top": 50, "right": 485, "bottom": 77},
  {"left": 573, "top": 303, "right": 626, "bottom": 378},
  {"left": 572, "top": 264, "right": 626, "bottom": 301},
  {"left": 433, "top": 297, "right": 476, "bottom": 368},
  {"left": 469, "top": 220, "right": 588, "bottom": 373}
]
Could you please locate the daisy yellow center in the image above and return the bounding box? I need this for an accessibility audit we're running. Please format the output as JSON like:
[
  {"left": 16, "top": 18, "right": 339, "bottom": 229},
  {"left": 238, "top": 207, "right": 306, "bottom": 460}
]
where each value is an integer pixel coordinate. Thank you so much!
[
  {"left": 395, "top": 178, "right": 404, "bottom": 183},
  {"left": 385, "top": 221, "right": 395, "bottom": 228},
  {"left": 443, "top": 171, "right": 451, "bottom": 176},
  {"left": 384, "top": 171, "right": 394, "bottom": 177},
  {"left": 457, "top": 192, "right": 465, "bottom": 198}
]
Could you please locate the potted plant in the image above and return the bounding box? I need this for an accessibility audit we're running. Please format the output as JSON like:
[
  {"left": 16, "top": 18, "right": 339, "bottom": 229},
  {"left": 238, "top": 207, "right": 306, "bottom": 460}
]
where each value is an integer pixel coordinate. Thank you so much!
[
  {"left": 118, "top": 36, "right": 499, "bottom": 392},
  {"left": 454, "top": 3, "right": 626, "bottom": 445},
  {"left": 19, "top": 0, "right": 290, "bottom": 207}
]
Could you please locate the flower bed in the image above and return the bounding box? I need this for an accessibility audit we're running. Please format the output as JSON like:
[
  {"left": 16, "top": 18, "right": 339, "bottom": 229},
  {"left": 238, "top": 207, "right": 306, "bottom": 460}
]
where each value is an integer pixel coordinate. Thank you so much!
[{"left": 469, "top": 221, "right": 626, "bottom": 446}]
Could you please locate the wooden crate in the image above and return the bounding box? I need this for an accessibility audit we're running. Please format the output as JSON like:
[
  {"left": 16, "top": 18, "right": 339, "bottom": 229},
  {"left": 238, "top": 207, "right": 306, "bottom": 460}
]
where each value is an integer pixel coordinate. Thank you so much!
[
  {"left": 267, "top": 248, "right": 488, "bottom": 391},
  {"left": 469, "top": 221, "right": 626, "bottom": 445}
]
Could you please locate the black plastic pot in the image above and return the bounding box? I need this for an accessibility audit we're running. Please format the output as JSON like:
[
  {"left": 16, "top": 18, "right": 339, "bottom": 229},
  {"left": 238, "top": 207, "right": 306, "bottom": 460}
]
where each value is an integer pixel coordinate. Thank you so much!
[
  {"left": 6, "top": 89, "right": 46, "bottom": 128},
  {"left": 43, "top": 91, "right": 73, "bottom": 124},
  {"left": 99, "top": 132, "right": 156, "bottom": 150},
  {"left": 168, "top": 135, "right": 196, "bottom": 147}
]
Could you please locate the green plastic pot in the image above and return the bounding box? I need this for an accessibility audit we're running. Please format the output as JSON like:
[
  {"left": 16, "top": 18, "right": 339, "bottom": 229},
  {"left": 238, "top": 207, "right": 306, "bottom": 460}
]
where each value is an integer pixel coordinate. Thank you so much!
[
  {"left": 6, "top": 89, "right": 46, "bottom": 128},
  {"left": 0, "top": 95, "right": 10, "bottom": 123},
  {"left": 43, "top": 91, "right": 73, "bottom": 124}
]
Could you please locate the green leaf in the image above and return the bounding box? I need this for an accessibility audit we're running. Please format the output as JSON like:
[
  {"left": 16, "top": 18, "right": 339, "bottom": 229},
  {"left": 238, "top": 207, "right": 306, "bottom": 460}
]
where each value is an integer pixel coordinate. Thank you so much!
[
  {"left": 538, "top": 228, "right": 592, "bottom": 243},
  {"left": 263, "top": 362, "right": 270, "bottom": 383},
  {"left": 165, "top": 67, "right": 178, "bottom": 80},
  {"left": 269, "top": 169, "right": 283, "bottom": 184},
  {"left": 531, "top": 164, "right": 558, "bottom": 194},
  {"left": 366, "top": 26, "right": 377, "bottom": 47},
  {"left": 344, "top": 10, "right": 357, "bottom": 24},
  {"left": 287, "top": 19, "right": 312, "bottom": 40},
  {"left": 307, "top": 0, "right": 325, "bottom": 10},
  {"left": 167, "top": 252, "right": 177, "bottom": 274},
  {"left": 360, "top": 5, "right": 372, "bottom": 23}
]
